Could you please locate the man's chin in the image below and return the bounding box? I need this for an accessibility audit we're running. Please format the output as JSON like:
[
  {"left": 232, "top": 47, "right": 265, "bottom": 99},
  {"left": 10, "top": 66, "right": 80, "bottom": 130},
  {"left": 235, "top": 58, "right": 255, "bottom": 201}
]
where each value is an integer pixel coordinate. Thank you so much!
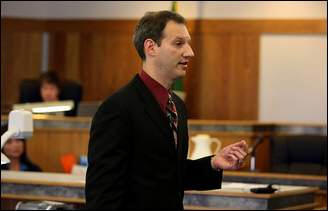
[
  {"left": 174, "top": 73, "right": 186, "bottom": 80},
  {"left": 177, "top": 68, "right": 187, "bottom": 77},
  {"left": 171, "top": 67, "right": 187, "bottom": 81}
]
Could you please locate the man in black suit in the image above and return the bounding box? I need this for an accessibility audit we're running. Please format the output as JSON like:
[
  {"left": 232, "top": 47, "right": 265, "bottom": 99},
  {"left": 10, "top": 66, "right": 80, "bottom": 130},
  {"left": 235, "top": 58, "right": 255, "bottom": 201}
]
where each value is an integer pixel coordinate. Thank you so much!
[{"left": 85, "top": 10, "right": 248, "bottom": 210}]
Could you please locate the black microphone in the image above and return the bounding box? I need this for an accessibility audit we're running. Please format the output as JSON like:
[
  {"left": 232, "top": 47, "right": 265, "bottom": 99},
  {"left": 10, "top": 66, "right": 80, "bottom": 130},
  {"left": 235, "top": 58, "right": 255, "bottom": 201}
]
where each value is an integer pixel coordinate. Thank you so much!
[
  {"left": 249, "top": 134, "right": 264, "bottom": 171},
  {"left": 249, "top": 134, "right": 264, "bottom": 156},
  {"left": 250, "top": 184, "right": 278, "bottom": 194}
]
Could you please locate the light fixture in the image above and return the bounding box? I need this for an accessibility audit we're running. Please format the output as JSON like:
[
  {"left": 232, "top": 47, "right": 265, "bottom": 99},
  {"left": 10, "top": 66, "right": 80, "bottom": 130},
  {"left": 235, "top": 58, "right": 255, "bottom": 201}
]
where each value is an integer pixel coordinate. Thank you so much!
[{"left": 1, "top": 110, "right": 33, "bottom": 165}]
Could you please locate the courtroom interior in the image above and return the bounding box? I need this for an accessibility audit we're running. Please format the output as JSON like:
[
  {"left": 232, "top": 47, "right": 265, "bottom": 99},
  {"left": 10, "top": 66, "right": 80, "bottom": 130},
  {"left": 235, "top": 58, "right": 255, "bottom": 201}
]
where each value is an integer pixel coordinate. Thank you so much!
[{"left": 1, "top": 1, "right": 327, "bottom": 210}]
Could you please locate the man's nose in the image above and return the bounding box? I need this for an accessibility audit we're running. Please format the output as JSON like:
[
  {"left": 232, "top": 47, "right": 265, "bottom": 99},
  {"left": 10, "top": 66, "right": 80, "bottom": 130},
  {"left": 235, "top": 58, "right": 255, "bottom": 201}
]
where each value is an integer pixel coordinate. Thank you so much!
[{"left": 183, "top": 44, "right": 194, "bottom": 58}]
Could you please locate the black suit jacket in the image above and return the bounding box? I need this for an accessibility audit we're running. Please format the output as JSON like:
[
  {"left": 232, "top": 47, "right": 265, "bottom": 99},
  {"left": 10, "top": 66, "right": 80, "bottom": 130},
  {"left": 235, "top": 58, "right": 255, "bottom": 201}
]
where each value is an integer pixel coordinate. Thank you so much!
[{"left": 85, "top": 75, "right": 222, "bottom": 210}]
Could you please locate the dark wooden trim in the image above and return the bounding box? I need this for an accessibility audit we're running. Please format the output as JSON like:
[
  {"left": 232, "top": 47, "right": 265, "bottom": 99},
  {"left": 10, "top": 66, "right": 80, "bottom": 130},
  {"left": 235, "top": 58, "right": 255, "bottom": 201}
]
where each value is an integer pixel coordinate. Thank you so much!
[
  {"left": 1, "top": 18, "right": 46, "bottom": 32},
  {"left": 2, "top": 18, "right": 326, "bottom": 34},
  {"left": 187, "top": 19, "right": 326, "bottom": 34}
]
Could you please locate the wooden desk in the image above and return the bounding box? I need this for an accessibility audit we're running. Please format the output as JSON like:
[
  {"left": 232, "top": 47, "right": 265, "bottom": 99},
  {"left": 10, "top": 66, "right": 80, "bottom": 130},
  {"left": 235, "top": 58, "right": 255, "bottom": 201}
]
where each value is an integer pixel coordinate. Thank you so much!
[
  {"left": 223, "top": 171, "right": 327, "bottom": 208},
  {"left": 184, "top": 183, "right": 319, "bottom": 210},
  {"left": 1, "top": 171, "right": 320, "bottom": 210},
  {"left": 223, "top": 171, "right": 326, "bottom": 189},
  {"left": 1, "top": 170, "right": 85, "bottom": 210},
  {"left": 1, "top": 171, "right": 85, "bottom": 203}
]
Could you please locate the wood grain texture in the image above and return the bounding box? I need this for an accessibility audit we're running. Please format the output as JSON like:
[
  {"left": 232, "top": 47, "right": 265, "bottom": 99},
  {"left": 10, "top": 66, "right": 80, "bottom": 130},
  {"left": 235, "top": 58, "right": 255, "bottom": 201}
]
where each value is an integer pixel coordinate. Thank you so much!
[
  {"left": 77, "top": 32, "right": 140, "bottom": 101},
  {"left": 187, "top": 33, "right": 260, "bottom": 120},
  {"left": 185, "top": 187, "right": 319, "bottom": 199},
  {"left": 26, "top": 128, "right": 89, "bottom": 172},
  {"left": 1, "top": 18, "right": 326, "bottom": 119},
  {"left": 25, "top": 128, "right": 268, "bottom": 172},
  {"left": 1, "top": 30, "right": 43, "bottom": 109},
  {"left": 314, "top": 190, "right": 327, "bottom": 208},
  {"left": 187, "top": 19, "right": 326, "bottom": 34},
  {"left": 1, "top": 194, "right": 85, "bottom": 204}
]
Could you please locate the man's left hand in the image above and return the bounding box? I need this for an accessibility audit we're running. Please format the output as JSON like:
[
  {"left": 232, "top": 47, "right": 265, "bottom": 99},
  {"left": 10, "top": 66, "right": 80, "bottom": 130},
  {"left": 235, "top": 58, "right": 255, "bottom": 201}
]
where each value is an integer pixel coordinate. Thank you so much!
[{"left": 211, "top": 140, "right": 248, "bottom": 171}]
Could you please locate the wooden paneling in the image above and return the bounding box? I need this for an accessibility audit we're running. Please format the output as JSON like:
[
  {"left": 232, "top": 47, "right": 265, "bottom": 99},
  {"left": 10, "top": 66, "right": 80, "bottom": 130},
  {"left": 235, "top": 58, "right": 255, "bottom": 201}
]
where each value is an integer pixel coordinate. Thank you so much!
[
  {"left": 48, "top": 32, "right": 67, "bottom": 79},
  {"left": 45, "top": 19, "right": 137, "bottom": 33},
  {"left": 315, "top": 190, "right": 327, "bottom": 208},
  {"left": 0, "top": 115, "right": 321, "bottom": 173},
  {"left": 26, "top": 128, "right": 89, "bottom": 172},
  {"left": 77, "top": 32, "right": 140, "bottom": 101},
  {"left": 25, "top": 129, "right": 269, "bottom": 173},
  {"left": 186, "top": 33, "right": 259, "bottom": 119},
  {"left": 1, "top": 30, "right": 43, "bottom": 110},
  {"left": 65, "top": 33, "right": 81, "bottom": 82},
  {"left": 48, "top": 31, "right": 141, "bottom": 101},
  {"left": 1, "top": 18, "right": 326, "bottom": 119},
  {"left": 1, "top": 18, "right": 46, "bottom": 32},
  {"left": 3, "top": 19, "right": 325, "bottom": 34},
  {"left": 186, "top": 19, "right": 326, "bottom": 34}
]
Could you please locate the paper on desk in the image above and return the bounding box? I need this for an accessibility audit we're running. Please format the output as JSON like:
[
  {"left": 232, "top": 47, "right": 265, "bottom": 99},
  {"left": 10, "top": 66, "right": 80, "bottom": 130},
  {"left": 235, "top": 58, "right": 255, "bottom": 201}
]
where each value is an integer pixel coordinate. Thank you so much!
[
  {"left": 222, "top": 182, "right": 268, "bottom": 189},
  {"left": 221, "top": 182, "right": 308, "bottom": 192}
]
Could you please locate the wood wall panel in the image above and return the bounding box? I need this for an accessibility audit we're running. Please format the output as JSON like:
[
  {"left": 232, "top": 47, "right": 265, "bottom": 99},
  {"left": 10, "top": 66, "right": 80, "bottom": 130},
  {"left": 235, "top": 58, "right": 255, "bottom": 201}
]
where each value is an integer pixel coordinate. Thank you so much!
[
  {"left": 48, "top": 31, "right": 141, "bottom": 101},
  {"left": 187, "top": 20, "right": 327, "bottom": 34},
  {"left": 77, "top": 32, "right": 140, "bottom": 101},
  {"left": 1, "top": 18, "right": 326, "bottom": 119},
  {"left": 65, "top": 33, "right": 81, "bottom": 82},
  {"left": 1, "top": 31, "right": 43, "bottom": 111},
  {"left": 48, "top": 32, "right": 67, "bottom": 79},
  {"left": 3, "top": 19, "right": 325, "bottom": 34},
  {"left": 184, "top": 31, "right": 202, "bottom": 119},
  {"left": 190, "top": 33, "right": 260, "bottom": 120},
  {"left": 26, "top": 128, "right": 89, "bottom": 172},
  {"left": 26, "top": 128, "right": 269, "bottom": 173},
  {"left": 1, "top": 29, "right": 7, "bottom": 110},
  {"left": 77, "top": 33, "right": 107, "bottom": 101}
]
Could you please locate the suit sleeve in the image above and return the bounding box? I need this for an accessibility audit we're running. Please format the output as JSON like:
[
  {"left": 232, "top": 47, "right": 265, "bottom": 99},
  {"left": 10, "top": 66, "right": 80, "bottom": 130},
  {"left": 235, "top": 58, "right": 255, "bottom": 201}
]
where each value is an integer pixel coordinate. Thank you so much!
[
  {"left": 171, "top": 93, "right": 222, "bottom": 191},
  {"left": 85, "top": 99, "right": 131, "bottom": 210},
  {"left": 183, "top": 156, "right": 223, "bottom": 190}
]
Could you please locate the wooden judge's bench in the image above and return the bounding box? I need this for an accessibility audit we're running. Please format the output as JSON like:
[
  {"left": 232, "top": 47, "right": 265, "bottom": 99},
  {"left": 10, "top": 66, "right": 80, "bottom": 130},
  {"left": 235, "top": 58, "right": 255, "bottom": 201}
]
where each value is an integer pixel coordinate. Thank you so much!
[
  {"left": 2, "top": 115, "right": 326, "bottom": 173},
  {"left": 1, "top": 115, "right": 327, "bottom": 210}
]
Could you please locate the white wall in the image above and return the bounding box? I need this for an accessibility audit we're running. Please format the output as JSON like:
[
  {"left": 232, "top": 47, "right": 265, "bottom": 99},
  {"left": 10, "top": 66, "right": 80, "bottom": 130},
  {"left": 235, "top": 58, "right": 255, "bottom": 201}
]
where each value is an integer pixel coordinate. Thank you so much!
[
  {"left": 199, "top": 1, "right": 326, "bottom": 19},
  {"left": 1, "top": 1, "right": 326, "bottom": 19},
  {"left": 259, "top": 35, "right": 327, "bottom": 123}
]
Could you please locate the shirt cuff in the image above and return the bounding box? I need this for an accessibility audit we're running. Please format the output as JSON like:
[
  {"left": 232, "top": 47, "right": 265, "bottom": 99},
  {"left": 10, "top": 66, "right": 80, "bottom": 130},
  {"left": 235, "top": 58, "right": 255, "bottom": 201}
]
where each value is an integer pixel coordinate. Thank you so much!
[{"left": 210, "top": 155, "right": 222, "bottom": 172}]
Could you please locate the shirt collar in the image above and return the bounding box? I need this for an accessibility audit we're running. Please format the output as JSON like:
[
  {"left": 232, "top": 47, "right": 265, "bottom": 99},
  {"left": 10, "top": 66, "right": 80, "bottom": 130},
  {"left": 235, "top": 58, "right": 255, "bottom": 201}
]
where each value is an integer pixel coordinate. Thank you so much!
[{"left": 139, "top": 70, "right": 169, "bottom": 113}]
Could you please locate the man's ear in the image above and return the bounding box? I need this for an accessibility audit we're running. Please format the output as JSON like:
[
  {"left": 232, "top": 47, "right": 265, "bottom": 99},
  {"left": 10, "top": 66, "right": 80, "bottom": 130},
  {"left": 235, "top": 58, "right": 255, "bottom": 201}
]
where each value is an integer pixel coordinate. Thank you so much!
[{"left": 144, "top": 39, "right": 157, "bottom": 58}]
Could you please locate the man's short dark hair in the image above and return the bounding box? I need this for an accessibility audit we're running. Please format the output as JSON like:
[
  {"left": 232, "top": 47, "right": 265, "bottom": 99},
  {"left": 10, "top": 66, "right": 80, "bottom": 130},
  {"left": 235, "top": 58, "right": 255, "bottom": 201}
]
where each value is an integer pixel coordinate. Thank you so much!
[{"left": 133, "top": 10, "right": 186, "bottom": 61}]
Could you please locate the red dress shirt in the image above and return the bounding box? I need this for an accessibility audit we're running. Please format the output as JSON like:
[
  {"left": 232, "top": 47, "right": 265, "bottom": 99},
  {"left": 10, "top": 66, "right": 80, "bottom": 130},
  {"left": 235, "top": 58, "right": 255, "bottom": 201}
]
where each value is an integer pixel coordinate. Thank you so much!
[{"left": 139, "top": 70, "right": 169, "bottom": 113}]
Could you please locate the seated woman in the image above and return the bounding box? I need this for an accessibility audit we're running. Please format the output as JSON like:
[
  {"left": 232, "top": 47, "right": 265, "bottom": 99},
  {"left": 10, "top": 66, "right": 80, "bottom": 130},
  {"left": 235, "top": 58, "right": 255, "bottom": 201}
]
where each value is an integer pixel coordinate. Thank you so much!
[
  {"left": 19, "top": 71, "right": 81, "bottom": 116},
  {"left": 1, "top": 124, "right": 42, "bottom": 172},
  {"left": 39, "top": 71, "right": 61, "bottom": 102}
]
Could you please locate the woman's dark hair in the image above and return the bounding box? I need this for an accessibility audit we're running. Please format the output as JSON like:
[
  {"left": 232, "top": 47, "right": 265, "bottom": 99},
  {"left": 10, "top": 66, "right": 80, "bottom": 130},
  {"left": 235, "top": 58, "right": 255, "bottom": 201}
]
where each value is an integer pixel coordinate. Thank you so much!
[
  {"left": 1, "top": 124, "right": 41, "bottom": 172},
  {"left": 40, "top": 71, "right": 61, "bottom": 90},
  {"left": 133, "top": 10, "right": 186, "bottom": 61}
]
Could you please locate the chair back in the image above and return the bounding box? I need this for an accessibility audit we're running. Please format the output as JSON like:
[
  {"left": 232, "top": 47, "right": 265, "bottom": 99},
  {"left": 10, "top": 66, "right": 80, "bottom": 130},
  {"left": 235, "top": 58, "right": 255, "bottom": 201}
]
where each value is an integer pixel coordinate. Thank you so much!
[
  {"left": 19, "top": 79, "right": 83, "bottom": 116},
  {"left": 270, "top": 135, "right": 327, "bottom": 175}
]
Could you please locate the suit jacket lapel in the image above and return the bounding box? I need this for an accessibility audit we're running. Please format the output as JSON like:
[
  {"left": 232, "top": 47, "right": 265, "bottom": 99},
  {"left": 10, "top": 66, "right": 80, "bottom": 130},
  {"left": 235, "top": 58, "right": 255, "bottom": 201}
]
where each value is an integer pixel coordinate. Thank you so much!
[{"left": 132, "top": 75, "right": 173, "bottom": 139}]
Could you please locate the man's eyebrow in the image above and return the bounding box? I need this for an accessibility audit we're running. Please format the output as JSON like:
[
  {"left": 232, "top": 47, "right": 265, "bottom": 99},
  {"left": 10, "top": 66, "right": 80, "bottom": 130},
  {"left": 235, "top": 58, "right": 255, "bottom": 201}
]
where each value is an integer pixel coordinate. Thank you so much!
[{"left": 174, "top": 36, "right": 192, "bottom": 42}]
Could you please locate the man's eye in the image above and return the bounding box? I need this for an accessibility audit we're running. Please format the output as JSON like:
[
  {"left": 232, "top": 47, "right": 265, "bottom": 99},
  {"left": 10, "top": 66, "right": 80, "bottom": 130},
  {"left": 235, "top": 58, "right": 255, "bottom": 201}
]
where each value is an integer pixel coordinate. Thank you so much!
[{"left": 176, "top": 42, "right": 183, "bottom": 46}]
